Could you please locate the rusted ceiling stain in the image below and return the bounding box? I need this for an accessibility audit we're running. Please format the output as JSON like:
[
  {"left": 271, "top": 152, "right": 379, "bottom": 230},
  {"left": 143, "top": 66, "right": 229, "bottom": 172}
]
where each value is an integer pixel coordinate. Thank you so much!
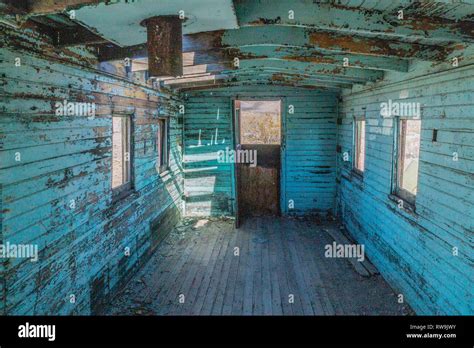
[
  {"left": 248, "top": 17, "right": 282, "bottom": 25},
  {"left": 309, "top": 31, "right": 402, "bottom": 56},
  {"left": 283, "top": 55, "right": 336, "bottom": 65},
  {"left": 225, "top": 47, "right": 266, "bottom": 60},
  {"left": 22, "top": 0, "right": 104, "bottom": 14},
  {"left": 270, "top": 72, "right": 305, "bottom": 84},
  {"left": 184, "top": 30, "right": 226, "bottom": 50},
  {"left": 308, "top": 30, "right": 453, "bottom": 60},
  {"left": 399, "top": 1, "right": 474, "bottom": 38}
]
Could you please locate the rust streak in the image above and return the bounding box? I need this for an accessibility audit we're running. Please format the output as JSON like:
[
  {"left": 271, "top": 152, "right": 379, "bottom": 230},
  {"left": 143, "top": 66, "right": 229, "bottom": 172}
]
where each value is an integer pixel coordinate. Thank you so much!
[{"left": 282, "top": 55, "right": 336, "bottom": 64}]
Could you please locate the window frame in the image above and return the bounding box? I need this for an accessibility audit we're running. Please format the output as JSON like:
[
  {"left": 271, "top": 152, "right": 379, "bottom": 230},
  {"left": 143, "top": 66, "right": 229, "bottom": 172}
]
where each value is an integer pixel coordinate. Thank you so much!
[
  {"left": 391, "top": 117, "right": 421, "bottom": 207},
  {"left": 352, "top": 116, "right": 366, "bottom": 177},
  {"left": 111, "top": 112, "right": 135, "bottom": 201},
  {"left": 156, "top": 118, "right": 170, "bottom": 174}
]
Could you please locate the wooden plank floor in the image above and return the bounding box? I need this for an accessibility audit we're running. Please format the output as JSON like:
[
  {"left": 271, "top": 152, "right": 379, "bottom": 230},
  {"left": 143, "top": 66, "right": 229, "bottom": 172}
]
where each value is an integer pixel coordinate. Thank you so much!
[{"left": 104, "top": 217, "right": 413, "bottom": 315}]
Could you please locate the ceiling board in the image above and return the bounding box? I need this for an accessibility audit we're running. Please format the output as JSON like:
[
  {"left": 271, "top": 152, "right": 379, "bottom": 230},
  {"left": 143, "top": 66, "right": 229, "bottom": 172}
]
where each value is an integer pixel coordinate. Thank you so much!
[{"left": 73, "top": 0, "right": 238, "bottom": 46}]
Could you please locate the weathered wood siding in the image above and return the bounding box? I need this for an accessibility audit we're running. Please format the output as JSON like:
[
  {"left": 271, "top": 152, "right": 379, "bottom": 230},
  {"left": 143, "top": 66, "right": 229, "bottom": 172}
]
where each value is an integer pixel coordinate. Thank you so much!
[
  {"left": 182, "top": 90, "right": 233, "bottom": 216},
  {"left": 284, "top": 90, "right": 338, "bottom": 214},
  {"left": 0, "top": 25, "right": 184, "bottom": 314},
  {"left": 183, "top": 86, "right": 338, "bottom": 216},
  {"left": 337, "top": 63, "right": 474, "bottom": 315}
]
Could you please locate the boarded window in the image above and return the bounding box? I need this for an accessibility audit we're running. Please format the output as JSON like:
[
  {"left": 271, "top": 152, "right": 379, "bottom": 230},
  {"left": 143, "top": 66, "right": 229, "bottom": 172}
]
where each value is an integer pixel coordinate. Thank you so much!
[
  {"left": 239, "top": 100, "right": 281, "bottom": 145},
  {"left": 112, "top": 114, "right": 132, "bottom": 191},
  {"left": 354, "top": 119, "right": 366, "bottom": 174},
  {"left": 395, "top": 118, "right": 421, "bottom": 204},
  {"left": 156, "top": 118, "right": 169, "bottom": 172}
]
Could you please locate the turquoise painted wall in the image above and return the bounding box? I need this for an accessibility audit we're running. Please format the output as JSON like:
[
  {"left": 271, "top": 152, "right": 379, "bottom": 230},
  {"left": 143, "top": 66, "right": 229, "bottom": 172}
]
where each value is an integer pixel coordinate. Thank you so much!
[
  {"left": 182, "top": 85, "right": 338, "bottom": 216},
  {"left": 0, "top": 25, "right": 184, "bottom": 314},
  {"left": 182, "top": 90, "right": 233, "bottom": 216},
  {"left": 337, "top": 63, "right": 474, "bottom": 315}
]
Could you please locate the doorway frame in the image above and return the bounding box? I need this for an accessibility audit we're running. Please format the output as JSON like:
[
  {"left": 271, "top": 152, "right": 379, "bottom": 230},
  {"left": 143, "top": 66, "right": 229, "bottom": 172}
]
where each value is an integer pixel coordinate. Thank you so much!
[{"left": 231, "top": 96, "right": 286, "bottom": 226}]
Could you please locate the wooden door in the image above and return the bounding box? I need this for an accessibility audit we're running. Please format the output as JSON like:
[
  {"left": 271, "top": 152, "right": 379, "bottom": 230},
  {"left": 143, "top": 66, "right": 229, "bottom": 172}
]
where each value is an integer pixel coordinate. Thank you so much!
[{"left": 234, "top": 100, "right": 282, "bottom": 224}]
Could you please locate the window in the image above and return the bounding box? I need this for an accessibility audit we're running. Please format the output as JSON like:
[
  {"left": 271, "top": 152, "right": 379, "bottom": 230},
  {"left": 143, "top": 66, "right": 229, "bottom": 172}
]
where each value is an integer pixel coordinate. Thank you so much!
[
  {"left": 353, "top": 119, "right": 366, "bottom": 174},
  {"left": 393, "top": 118, "right": 421, "bottom": 205},
  {"left": 156, "top": 118, "right": 169, "bottom": 173},
  {"left": 238, "top": 100, "right": 281, "bottom": 145},
  {"left": 112, "top": 114, "right": 133, "bottom": 197}
]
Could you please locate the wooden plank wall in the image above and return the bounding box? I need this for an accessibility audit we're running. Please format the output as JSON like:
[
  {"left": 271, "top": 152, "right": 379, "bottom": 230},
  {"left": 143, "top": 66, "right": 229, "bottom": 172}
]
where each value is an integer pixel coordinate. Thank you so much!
[
  {"left": 337, "top": 63, "right": 474, "bottom": 315},
  {"left": 182, "top": 90, "right": 233, "bottom": 216},
  {"left": 0, "top": 24, "right": 184, "bottom": 314},
  {"left": 182, "top": 85, "right": 338, "bottom": 216},
  {"left": 284, "top": 89, "right": 338, "bottom": 214}
]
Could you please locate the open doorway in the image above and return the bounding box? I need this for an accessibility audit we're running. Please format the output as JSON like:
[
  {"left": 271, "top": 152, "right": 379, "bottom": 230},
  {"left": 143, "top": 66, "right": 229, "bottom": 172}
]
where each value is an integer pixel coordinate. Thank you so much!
[{"left": 234, "top": 100, "right": 282, "bottom": 226}]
